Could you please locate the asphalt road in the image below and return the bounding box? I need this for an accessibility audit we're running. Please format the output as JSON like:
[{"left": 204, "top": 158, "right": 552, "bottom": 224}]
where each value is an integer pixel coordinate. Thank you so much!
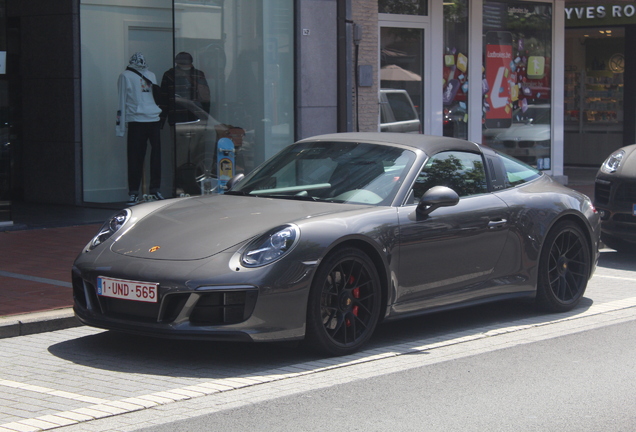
[{"left": 138, "top": 320, "right": 636, "bottom": 432}]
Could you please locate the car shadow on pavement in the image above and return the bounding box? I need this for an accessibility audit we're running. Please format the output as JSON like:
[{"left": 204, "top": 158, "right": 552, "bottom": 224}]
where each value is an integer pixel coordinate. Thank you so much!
[
  {"left": 597, "top": 249, "right": 636, "bottom": 272},
  {"left": 48, "top": 331, "right": 316, "bottom": 379},
  {"left": 47, "top": 297, "right": 593, "bottom": 378},
  {"left": 371, "top": 296, "right": 593, "bottom": 349}
]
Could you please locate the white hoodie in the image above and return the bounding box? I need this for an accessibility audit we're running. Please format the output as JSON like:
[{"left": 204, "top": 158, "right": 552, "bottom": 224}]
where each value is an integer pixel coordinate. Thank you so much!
[{"left": 116, "top": 67, "right": 162, "bottom": 137}]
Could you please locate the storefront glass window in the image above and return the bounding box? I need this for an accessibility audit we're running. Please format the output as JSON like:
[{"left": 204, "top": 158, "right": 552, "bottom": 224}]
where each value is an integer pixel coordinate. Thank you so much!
[
  {"left": 379, "top": 0, "right": 427, "bottom": 16},
  {"left": 172, "top": 0, "right": 294, "bottom": 196},
  {"left": 80, "top": 0, "right": 174, "bottom": 203},
  {"left": 564, "top": 27, "right": 624, "bottom": 165},
  {"left": 443, "top": 0, "right": 469, "bottom": 139},
  {"left": 482, "top": 1, "right": 552, "bottom": 170},
  {"left": 80, "top": 0, "right": 294, "bottom": 203}
]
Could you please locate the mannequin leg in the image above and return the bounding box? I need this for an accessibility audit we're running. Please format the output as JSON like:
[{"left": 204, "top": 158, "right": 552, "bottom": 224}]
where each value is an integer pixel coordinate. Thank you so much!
[
  {"left": 148, "top": 121, "right": 162, "bottom": 194},
  {"left": 127, "top": 122, "right": 147, "bottom": 194}
]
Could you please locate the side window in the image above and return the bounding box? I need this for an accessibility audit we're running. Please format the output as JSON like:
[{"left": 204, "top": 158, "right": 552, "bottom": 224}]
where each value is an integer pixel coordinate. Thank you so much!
[
  {"left": 499, "top": 153, "right": 541, "bottom": 188},
  {"left": 412, "top": 151, "right": 488, "bottom": 202}
]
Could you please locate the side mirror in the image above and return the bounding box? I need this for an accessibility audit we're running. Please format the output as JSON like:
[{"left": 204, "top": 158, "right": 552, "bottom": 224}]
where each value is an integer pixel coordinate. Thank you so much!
[
  {"left": 226, "top": 173, "right": 245, "bottom": 190},
  {"left": 416, "top": 186, "right": 459, "bottom": 217}
]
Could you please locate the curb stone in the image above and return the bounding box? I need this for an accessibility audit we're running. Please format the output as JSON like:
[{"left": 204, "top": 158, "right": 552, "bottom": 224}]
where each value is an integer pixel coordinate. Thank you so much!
[{"left": 0, "top": 308, "right": 82, "bottom": 339}]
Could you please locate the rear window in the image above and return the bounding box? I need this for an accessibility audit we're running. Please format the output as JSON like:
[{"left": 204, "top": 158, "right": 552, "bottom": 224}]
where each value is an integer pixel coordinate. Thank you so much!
[
  {"left": 385, "top": 92, "right": 417, "bottom": 122},
  {"left": 499, "top": 153, "right": 541, "bottom": 187}
]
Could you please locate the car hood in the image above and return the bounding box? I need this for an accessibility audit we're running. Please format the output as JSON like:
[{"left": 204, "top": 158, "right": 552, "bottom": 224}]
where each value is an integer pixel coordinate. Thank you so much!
[{"left": 111, "top": 195, "right": 367, "bottom": 260}]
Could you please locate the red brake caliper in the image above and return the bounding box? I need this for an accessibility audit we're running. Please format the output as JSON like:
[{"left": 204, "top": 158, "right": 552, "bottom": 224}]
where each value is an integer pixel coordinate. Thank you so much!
[{"left": 346, "top": 276, "right": 360, "bottom": 327}]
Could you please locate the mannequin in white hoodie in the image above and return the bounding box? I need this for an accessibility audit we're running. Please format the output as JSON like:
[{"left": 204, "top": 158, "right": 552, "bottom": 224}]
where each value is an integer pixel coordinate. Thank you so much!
[{"left": 117, "top": 52, "right": 164, "bottom": 204}]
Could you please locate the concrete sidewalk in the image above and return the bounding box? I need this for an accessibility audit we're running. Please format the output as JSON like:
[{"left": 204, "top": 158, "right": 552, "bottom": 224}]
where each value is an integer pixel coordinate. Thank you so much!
[{"left": 0, "top": 168, "right": 599, "bottom": 339}]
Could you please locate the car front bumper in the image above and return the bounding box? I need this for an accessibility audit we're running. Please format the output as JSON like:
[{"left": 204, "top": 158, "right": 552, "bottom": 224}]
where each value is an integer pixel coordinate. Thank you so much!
[
  {"left": 72, "top": 248, "right": 317, "bottom": 342},
  {"left": 594, "top": 176, "right": 636, "bottom": 245}
]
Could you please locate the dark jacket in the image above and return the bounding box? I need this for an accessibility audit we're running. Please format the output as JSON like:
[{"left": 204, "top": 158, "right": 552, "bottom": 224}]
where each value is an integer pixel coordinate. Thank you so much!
[{"left": 160, "top": 67, "right": 211, "bottom": 125}]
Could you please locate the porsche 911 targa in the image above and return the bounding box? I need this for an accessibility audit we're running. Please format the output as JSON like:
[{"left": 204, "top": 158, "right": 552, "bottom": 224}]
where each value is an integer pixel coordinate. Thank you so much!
[{"left": 73, "top": 133, "right": 600, "bottom": 356}]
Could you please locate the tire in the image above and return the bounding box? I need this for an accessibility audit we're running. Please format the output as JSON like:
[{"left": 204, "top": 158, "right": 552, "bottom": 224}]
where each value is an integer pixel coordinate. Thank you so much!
[
  {"left": 536, "top": 221, "right": 591, "bottom": 312},
  {"left": 305, "top": 248, "right": 382, "bottom": 356}
]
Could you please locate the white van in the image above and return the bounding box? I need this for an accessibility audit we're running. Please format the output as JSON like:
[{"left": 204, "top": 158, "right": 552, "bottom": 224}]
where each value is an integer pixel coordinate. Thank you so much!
[{"left": 380, "top": 89, "right": 421, "bottom": 134}]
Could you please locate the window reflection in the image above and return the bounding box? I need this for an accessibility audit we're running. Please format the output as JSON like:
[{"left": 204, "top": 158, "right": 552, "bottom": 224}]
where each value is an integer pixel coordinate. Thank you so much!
[
  {"left": 380, "top": 27, "right": 423, "bottom": 134},
  {"left": 232, "top": 142, "right": 416, "bottom": 206},
  {"left": 413, "top": 151, "right": 487, "bottom": 201},
  {"left": 173, "top": 0, "right": 294, "bottom": 195},
  {"left": 443, "top": 0, "right": 469, "bottom": 139},
  {"left": 379, "top": 0, "right": 427, "bottom": 16},
  {"left": 482, "top": 1, "right": 552, "bottom": 170}
]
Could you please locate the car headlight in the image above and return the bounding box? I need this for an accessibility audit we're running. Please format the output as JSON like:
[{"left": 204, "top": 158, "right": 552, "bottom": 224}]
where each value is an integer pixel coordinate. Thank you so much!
[
  {"left": 601, "top": 150, "right": 625, "bottom": 174},
  {"left": 88, "top": 209, "right": 130, "bottom": 251},
  {"left": 241, "top": 225, "right": 299, "bottom": 267}
]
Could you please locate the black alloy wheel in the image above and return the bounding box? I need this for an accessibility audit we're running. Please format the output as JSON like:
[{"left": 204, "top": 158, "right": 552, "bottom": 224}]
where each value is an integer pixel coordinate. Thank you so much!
[
  {"left": 305, "top": 248, "right": 381, "bottom": 356},
  {"left": 537, "top": 221, "right": 591, "bottom": 312}
]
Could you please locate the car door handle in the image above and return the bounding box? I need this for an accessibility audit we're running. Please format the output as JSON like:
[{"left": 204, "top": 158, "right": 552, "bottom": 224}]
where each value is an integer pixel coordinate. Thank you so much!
[{"left": 488, "top": 219, "right": 507, "bottom": 229}]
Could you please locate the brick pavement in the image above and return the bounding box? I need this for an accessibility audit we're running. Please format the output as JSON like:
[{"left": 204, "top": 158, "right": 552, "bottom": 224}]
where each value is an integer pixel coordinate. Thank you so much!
[{"left": 0, "top": 225, "right": 100, "bottom": 317}]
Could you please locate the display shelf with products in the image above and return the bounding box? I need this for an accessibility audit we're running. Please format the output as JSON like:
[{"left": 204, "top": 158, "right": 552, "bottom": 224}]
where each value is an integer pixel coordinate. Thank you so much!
[
  {"left": 564, "top": 71, "right": 583, "bottom": 124},
  {"left": 564, "top": 70, "right": 623, "bottom": 130}
]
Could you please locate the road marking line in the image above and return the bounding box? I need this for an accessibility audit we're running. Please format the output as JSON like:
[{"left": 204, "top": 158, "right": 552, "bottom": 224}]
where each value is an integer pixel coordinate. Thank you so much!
[
  {"left": 0, "top": 270, "right": 72, "bottom": 288},
  {"left": 31, "top": 415, "right": 76, "bottom": 427},
  {"left": 0, "top": 422, "right": 39, "bottom": 432},
  {"left": 593, "top": 274, "right": 635, "bottom": 282},
  {"left": 18, "top": 418, "right": 58, "bottom": 430},
  {"left": 70, "top": 407, "right": 112, "bottom": 420},
  {"left": 0, "top": 379, "right": 108, "bottom": 404},
  {"left": 51, "top": 411, "right": 92, "bottom": 422},
  {"left": 2, "top": 297, "right": 636, "bottom": 432}
]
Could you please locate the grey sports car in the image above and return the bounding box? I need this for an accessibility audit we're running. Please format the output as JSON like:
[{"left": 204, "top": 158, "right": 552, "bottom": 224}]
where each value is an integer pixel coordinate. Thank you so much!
[{"left": 73, "top": 133, "right": 600, "bottom": 356}]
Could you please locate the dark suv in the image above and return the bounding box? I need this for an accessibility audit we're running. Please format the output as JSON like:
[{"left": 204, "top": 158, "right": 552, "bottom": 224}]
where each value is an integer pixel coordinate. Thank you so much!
[{"left": 594, "top": 144, "right": 636, "bottom": 253}]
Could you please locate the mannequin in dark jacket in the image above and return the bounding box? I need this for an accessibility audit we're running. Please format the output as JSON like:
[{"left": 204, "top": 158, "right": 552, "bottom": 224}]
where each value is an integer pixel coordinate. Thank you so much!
[{"left": 160, "top": 52, "right": 211, "bottom": 125}]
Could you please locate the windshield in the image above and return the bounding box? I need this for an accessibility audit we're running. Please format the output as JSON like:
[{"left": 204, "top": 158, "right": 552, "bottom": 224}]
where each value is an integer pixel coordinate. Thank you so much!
[{"left": 230, "top": 141, "right": 416, "bottom": 205}]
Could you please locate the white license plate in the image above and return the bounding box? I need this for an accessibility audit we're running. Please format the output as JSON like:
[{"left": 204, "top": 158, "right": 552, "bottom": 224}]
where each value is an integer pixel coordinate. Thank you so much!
[{"left": 97, "top": 276, "right": 158, "bottom": 303}]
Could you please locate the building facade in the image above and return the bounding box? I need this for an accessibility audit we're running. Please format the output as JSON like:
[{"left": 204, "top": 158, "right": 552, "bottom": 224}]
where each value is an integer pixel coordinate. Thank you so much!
[{"left": 4, "top": 1, "right": 623, "bottom": 216}]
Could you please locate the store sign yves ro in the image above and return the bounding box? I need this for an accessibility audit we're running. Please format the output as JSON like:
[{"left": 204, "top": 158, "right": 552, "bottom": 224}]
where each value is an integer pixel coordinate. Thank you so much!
[{"left": 565, "top": 4, "right": 636, "bottom": 21}]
